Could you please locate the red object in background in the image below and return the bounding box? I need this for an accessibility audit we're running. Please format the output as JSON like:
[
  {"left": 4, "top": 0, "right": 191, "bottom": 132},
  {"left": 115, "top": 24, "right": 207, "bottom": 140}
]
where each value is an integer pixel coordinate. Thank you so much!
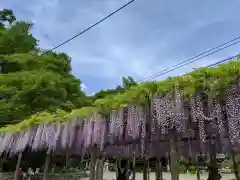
[{"left": 19, "top": 168, "right": 22, "bottom": 176}]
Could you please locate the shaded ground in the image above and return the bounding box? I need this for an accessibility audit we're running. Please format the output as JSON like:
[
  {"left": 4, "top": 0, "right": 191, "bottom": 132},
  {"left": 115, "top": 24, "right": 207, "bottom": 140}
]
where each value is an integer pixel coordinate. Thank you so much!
[{"left": 85, "top": 172, "right": 235, "bottom": 180}]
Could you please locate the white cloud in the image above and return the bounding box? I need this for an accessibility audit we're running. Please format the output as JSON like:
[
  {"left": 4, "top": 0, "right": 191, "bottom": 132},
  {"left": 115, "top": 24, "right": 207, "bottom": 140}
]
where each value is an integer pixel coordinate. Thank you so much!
[
  {"left": 81, "top": 83, "right": 87, "bottom": 90},
  {"left": 1, "top": 0, "right": 240, "bottom": 93}
]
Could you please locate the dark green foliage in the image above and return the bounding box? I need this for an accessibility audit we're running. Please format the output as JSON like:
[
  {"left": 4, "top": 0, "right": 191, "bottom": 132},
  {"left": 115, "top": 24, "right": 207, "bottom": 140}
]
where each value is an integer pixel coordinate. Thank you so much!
[
  {"left": 188, "top": 165, "right": 197, "bottom": 174},
  {"left": 0, "top": 9, "right": 16, "bottom": 26},
  {"left": 0, "top": 21, "right": 38, "bottom": 55},
  {"left": 0, "top": 9, "right": 88, "bottom": 125},
  {"left": 91, "top": 76, "right": 138, "bottom": 103},
  {"left": 178, "top": 164, "right": 187, "bottom": 173}
]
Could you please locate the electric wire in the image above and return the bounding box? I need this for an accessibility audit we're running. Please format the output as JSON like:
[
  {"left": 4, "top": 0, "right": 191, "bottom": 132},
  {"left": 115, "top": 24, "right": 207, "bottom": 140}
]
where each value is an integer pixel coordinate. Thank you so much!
[
  {"left": 41, "top": 0, "right": 135, "bottom": 55},
  {"left": 139, "top": 39, "right": 240, "bottom": 83},
  {"left": 3, "top": 55, "right": 240, "bottom": 124},
  {"left": 205, "top": 53, "right": 240, "bottom": 68}
]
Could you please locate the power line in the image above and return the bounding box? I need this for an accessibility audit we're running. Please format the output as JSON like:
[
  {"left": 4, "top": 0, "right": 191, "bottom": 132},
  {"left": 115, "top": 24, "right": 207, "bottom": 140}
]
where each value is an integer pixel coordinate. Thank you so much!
[
  {"left": 139, "top": 36, "right": 240, "bottom": 83},
  {"left": 1, "top": 1, "right": 137, "bottom": 124},
  {"left": 139, "top": 38, "right": 240, "bottom": 83},
  {"left": 205, "top": 53, "right": 240, "bottom": 68},
  {"left": 141, "top": 40, "right": 240, "bottom": 82},
  {"left": 41, "top": 0, "right": 135, "bottom": 55},
  {"left": 3, "top": 55, "right": 240, "bottom": 125}
]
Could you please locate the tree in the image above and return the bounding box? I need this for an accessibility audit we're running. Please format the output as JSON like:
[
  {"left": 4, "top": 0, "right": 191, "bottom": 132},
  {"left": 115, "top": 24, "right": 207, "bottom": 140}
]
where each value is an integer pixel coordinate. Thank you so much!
[
  {"left": 0, "top": 8, "right": 136, "bottom": 125},
  {"left": 0, "top": 52, "right": 71, "bottom": 74},
  {"left": 90, "top": 76, "right": 138, "bottom": 103},
  {"left": 0, "top": 9, "right": 16, "bottom": 27},
  {"left": 0, "top": 9, "right": 88, "bottom": 125},
  {"left": 0, "top": 69, "right": 88, "bottom": 121},
  {"left": 0, "top": 21, "right": 38, "bottom": 55},
  {"left": 120, "top": 76, "right": 138, "bottom": 90}
]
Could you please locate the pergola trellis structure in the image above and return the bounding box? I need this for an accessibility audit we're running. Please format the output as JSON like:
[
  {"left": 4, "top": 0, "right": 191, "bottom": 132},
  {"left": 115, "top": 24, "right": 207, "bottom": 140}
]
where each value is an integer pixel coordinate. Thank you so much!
[{"left": 1, "top": 57, "right": 240, "bottom": 180}]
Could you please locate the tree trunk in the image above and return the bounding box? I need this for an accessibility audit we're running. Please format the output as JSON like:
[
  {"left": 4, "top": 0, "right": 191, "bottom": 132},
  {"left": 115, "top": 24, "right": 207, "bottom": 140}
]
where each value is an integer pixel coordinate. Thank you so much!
[
  {"left": 147, "top": 159, "right": 150, "bottom": 180},
  {"left": 143, "top": 158, "right": 148, "bottom": 180},
  {"left": 43, "top": 149, "right": 51, "bottom": 180},
  {"left": 14, "top": 152, "right": 22, "bottom": 180},
  {"left": 0, "top": 156, "right": 5, "bottom": 172},
  {"left": 169, "top": 130, "right": 179, "bottom": 180},
  {"left": 207, "top": 136, "right": 219, "bottom": 180},
  {"left": 159, "top": 160, "right": 163, "bottom": 180},
  {"left": 231, "top": 150, "right": 240, "bottom": 180},
  {"left": 65, "top": 152, "right": 69, "bottom": 168},
  {"left": 196, "top": 155, "right": 201, "bottom": 180},
  {"left": 156, "top": 158, "right": 163, "bottom": 180},
  {"left": 95, "top": 159, "right": 100, "bottom": 180},
  {"left": 95, "top": 156, "right": 105, "bottom": 180},
  {"left": 191, "top": 136, "right": 200, "bottom": 180},
  {"left": 116, "top": 159, "right": 119, "bottom": 180},
  {"left": 89, "top": 148, "right": 97, "bottom": 180}
]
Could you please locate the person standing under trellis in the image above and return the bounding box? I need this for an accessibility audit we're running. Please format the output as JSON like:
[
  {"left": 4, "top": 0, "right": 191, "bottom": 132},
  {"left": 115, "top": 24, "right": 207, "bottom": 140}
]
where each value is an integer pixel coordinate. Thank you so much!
[
  {"left": 104, "top": 160, "right": 109, "bottom": 172},
  {"left": 116, "top": 160, "right": 132, "bottom": 180},
  {"left": 207, "top": 166, "right": 222, "bottom": 180},
  {"left": 18, "top": 167, "right": 23, "bottom": 180}
]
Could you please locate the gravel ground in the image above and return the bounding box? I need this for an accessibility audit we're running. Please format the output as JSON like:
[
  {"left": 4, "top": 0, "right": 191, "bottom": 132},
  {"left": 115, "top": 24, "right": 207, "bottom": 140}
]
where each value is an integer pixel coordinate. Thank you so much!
[{"left": 92, "top": 172, "right": 235, "bottom": 180}]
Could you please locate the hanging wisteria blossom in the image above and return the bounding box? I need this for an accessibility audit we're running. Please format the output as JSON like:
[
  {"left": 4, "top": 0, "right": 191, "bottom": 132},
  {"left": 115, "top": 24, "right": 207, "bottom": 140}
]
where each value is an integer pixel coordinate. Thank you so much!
[
  {"left": 109, "top": 108, "right": 124, "bottom": 142},
  {"left": 32, "top": 125, "right": 45, "bottom": 151},
  {"left": 1, "top": 59, "right": 240, "bottom": 159},
  {"left": 226, "top": 91, "right": 240, "bottom": 144},
  {"left": 172, "top": 88, "right": 187, "bottom": 133}
]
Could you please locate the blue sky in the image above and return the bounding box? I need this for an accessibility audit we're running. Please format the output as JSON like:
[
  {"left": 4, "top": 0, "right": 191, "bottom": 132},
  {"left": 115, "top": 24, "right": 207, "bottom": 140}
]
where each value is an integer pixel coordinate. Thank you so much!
[{"left": 1, "top": 0, "right": 240, "bottom": 94}]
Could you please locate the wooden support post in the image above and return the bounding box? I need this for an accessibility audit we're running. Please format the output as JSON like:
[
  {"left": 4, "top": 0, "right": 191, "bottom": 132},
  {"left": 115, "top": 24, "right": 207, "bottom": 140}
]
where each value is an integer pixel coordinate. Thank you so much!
[
  {"left": 169, "top": 130, "right": 179, "bottom": 180},
  {"left": 116, "top": 158, "right": 120, "bottom": 180},
  {"left": 231, "top": 150, "right": 240, "bottom": 180},
  {"left": 132, "top": 152, "right": 136, "bottom": 180},
  {"left": 43, "top": 149, "right": 51, "bottom": 180},
  {"left": 147, "top": 159, "right": 150, "bottom": 180},
  {"left": 65, "top": 152, "right": 69, "bottom": 168},
  {"left": 99, "top": 156, "right": 105, "bottom": 180},
  {"left": 143, "top": 157, "right": 148, "bottom": 180},
  {"left": 156, "top": 158, "right": 160, "bottom": 180},
  {"left": 207, "top": 135, "right": 219, "bottom": 180},
  {"left": 190, "top": 134, "right": 200, "bottom": 180},
  {"left": 159, "top": 159, "right": 163, "bottom": 180},
  {"left": 196, "top": 154, "right": 201, "bottom": 180},
  {"left": 95, "top": 158, "right": 99, "bottom": 180},
  {"left": 14, "top": 152, "right": 22, "bottom": 180},
  {"left": 65, "top": 151, "right": 69, "bottom": 180}
]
